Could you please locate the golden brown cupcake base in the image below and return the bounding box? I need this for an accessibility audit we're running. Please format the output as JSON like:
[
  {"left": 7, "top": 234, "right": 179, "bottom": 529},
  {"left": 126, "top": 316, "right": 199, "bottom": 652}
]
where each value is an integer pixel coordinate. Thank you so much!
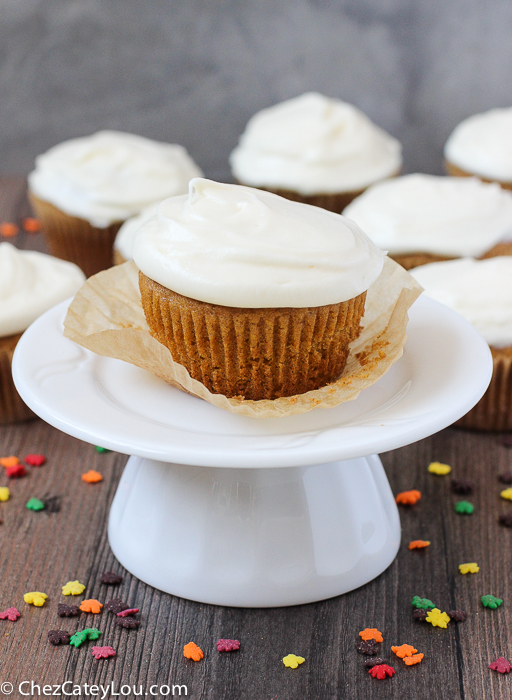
[
  {"left": 390, "top": 252, "right": 455, "bottom": 271},
  {"left": 0, "top": 333, "right": 35, "bottom": 424},
  {"left": 456, "top": 345, "right": 512, "bottom": 431},
  {"left": 29, "top": 193, "right": 123, "bottom": 278},
  {"left": 445, "top": 160, "right": 512, "bottom": 191},
  {"left": 260, "top": 187, "right": 366, "bottom": 213},
  {"left": 139, "top": 272, "right": 366, "bottom": 401}
]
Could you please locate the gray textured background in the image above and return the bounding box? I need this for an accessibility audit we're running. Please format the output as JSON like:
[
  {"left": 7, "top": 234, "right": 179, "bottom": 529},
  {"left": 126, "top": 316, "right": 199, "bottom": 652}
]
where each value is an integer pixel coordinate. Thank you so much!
[{"left": 1, "top": 0, "right": 512, "bottom": 181}]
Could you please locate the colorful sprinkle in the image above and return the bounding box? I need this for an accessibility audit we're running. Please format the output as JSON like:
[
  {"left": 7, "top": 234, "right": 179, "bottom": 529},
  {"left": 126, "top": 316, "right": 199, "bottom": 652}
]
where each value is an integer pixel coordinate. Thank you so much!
[
  {"left": 454, "top": 501, "right": 474, "bottom": 514},
  {"left": 391, "top": 644, "right": 417, "bottom": 659},
  {"left": 81, "top": 470, "right": 103, "bottom": 484},
  {"left": 6, "top": 464, "right": 26, "bottom": 478},
  {"left": 489, "top": 657, "right": 512, "bottom": 674},
  {"left": 359, "top": 628, "right": 383, "bottom": 643},
  {"left": 26, "top": 498, "right": 45, "bottom": 511},
  {"left": 95, "top": 446, "right": 111, "bottom": 453},
  {"left": 395, "top": 490, "right": 421, "bottom": 505},
  {"left": 368, "top": 664, "right": 395, "bottom": 679},
  {"left": 57, "top": 604, "right": 80, "bottom": 617},
  {"left": 116, "top": 608, "right": 139, "bottom": 617},
  {"left": 404, "top": 653, "right": 424, "bottom": 666},
  {"left": 79, "top": 599, "right": 103, "bottom": 614},
  {"left": 100, "top": 572, "right": 123, "bottom": 585},
  {"left": 425, "top": 608, "right": 450, "bottom": 628},
  {"left": 411, "top": 596, "right": 435, "bottom": 610},
  {"left": 0, "top": 456, "right": 19, "bottom": 468},
  {"left": 500, "top": 488, "right": 512, "bottom": 501},
  {"left": 0, "top": 223, "right": 18, "bottom": 237},
  {"left": 69, "top": 628, "right": 101, "bottom": 648},
  {"left": 62, "top": 581, "right": 86, "bottom": 596},
  {"left": 48, "top": 630, "right": 70, "bottom": 646},
  {"left": 116, "top": 616, "right": 140, "bottom": 629},
  {"left": 216, "top": 639, "right": 240, "bottom": 652},
  {"left": 459, "top": 562, "right": 479, "bottom": 574},
  {"left": 183, "top": 642, "right": 203, "bottom": 662},
  {"left": 21, "top": 218, "right": 41, "bottom": 232},
  {"left": 0, "top": 487, "right": 10, "bottom": 502},
  {"left": 447, "top": 610, "right": 467, "bottom": 622},
  {"left": 357, "top": 640, "right": 380, "bottom": 655},
  {"left": 409, "top": 540, "right": 430, "bottom": 550},
  {"left": 0, "top": 607, "right": 20, "bottom": 621},
  {"left": 481, "top": 595, "right": 503, "bottom": 609},
  {"left": 24, "top": 592, "right": 47, "bottom": 607},
  {"left": 428, "top": 462, "right": 451, "bottom": 475},
  {"left": 24, "top": 454, "right": 46, "bottom": 467},
  {"left": 92, "top": 645, "right": 116, "bottom": 659},
  {"left": 282, "top": 654, "right": 305, "bottom": 669},
  {"left": 105, "top": 598, "right": 129, "bottom": 614}
]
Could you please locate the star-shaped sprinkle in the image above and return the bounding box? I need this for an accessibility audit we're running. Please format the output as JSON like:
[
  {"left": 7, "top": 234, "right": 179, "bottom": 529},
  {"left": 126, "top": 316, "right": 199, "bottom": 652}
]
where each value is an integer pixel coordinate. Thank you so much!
[
  {"left": 454, "top": 501, "right": 474, "bottom": 515},
  {"left": 357, "top": 640, "right": 380, "bottom": 655},
  {"left": 412, "top": 609, "right": 428, "bottom": 622},
  {"left": 116, "top": 617, "right": 140, "bottom": 629},
  {"left": 282, "top": 654, "right": 305, "bottom": 669},
  {"left": 79, "top": 599, "right": 103, "bottom": 614},
  {"left": 409, "top": 540, "right": 430, "bottom": 550},
  {"left": 81, "top": 470, "right": 103, "bottom": 484},
  {"left": 501, "top": 488, "right": 512, "bottom": 501},
  {"left": 364, "top": 657, "right": 386, "bottom": 668},
  {"left": 359, "top": 628, "right": 383, "bottom": 643},
  {"left": 48, "top": 630, "right": 70, "bottom": 646},
  {"left": 459, "top": 562, "right": 479, "bottom": 574},
  {"left": 62, "top": 581, "right": 86, "bottom": 596},
  {"left": 426, "top": 608, "right": 450, "bottom": 628},
  {"left": 447, "top": 610, "right": 467, "bottom": 621},
  {"left": 391, "top": 644, "right": 417, "bottom": 659},
  {"left": 216, "top": 639, "right": 240, "bottom": 652},
  {"left": 0, "top": 607, "right": 20, "bottom": 621},
  {"left": 24, "top": 454, "right": 46, "bottom": 467},
  {"left": 411, "top": 596, "right": 435, "bottom": 610},
  {"left": 395, "top": 490, "right": 421, "bottom": 505},
  {"left": 57, "top": 604, "right": 80, "bottom": 617},
  {"left": 183, "top": 642, "right": 203, "bottom": 661},
  {"left": 451, "top": 478, "right": 474, "bottom": 495},
  {"left": 489, "top": 657, "right": 512, "bottom": 674},
  {"left": 92, "top": 645, "right": 116, "bottom": 659},
  {"left": 404, "top": 653, "right": 424, "bottom": 666},
  {"left": 7, "top": 464, "right": 26, "bottom": 478},
  {"left": 100, "top": 572, "right": 123, "bottom": 585},
  {"left": 26, "top": 498, "right": 45, "bottom": 511},
  {"left": 69, "top": 628, "right": 101, "bottom": 648},
  {"left": 368, "top": 664, "right": 395, "bottom": 679},
  {"left": 481, "top": 595, "right": 503, "bottom": 609},
  {"left": 0, "top": 487, "right": 10, "bottom": 502},
  {"left": 24, "top": 591, "right": 47, "bottom": 607},
  {"left": 0, "top": 456, "right": 19, "bottom": 468},
  {"left": 105, "top": 598, "right": 129, "bottom": 614},
  {"left": 428, "top": 462, "right": 451, "bottom": 475}
]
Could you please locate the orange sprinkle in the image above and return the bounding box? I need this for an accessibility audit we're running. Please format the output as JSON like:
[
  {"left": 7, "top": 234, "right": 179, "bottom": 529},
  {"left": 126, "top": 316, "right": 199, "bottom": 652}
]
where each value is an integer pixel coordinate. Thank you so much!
[
  {"left": 0, "top": 222, "right": 18, "bottom": 237},
  {"left": 79, "top": 599, "right": 103, "bottom": 614},
  {"left": 395, "top": 489, "right": 421, "bottom": 505},
  {"left": 0, "top": 456, "right": 19, "bottom": 468},
  {"left": 359, "top": 628, "right": 383, "bottom": 643},
  {"left": 404, "top": 653, "right": 424, "bottom": 666},
  {"left": 391, "top": 644, "right": 417, "bottom": 659},
  {"left": 409, "top": 540, "right": 431, "bottom": 550},
  {"left": 81, "top": 470, "right": 103, "bottom": 484},
  {"left": 22, "top": 217, "right": 41, "bottom": 232},
  {"left": 183, "top": 641, "right": 203, "bottom": 661}
]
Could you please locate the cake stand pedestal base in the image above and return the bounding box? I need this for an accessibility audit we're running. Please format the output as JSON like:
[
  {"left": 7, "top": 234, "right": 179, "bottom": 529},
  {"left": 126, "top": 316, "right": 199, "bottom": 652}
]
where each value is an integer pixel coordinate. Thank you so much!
[{"left": 108, "top": 454, "right": 400, "bottom": 607}]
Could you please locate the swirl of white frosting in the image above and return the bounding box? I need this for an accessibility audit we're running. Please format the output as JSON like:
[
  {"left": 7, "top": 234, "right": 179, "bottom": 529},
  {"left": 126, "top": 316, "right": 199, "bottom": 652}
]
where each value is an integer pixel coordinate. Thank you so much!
[
  {"left": 132, "top": 178, "right": 385, "bottom": 308},
  {"left": 230, "top": 93, "right": 402, "bottom": 195},
  {"left": 444, "top": 107, "right": 512, "bottom": 182},
  {"left": 343, "top": 174, "right": 512, "bottom": 257},
  {"left": 28, "top": 131, "right": 203, "bottom": 228},
  {"left": 114, "top": 203, "right": 160, "bottom": 262},
  {"left": 411, "top": 257, "right": 512, "bottom": 347},
  {"left": 0, "top": 243, "right": 85, "bottom": 336}
]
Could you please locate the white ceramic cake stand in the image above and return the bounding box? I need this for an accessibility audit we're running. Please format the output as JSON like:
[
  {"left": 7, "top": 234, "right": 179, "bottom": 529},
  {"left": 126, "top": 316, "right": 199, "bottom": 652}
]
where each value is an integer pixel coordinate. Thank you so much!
[{"left": 12, "top": 297, "right": 491, "bottom": 607}]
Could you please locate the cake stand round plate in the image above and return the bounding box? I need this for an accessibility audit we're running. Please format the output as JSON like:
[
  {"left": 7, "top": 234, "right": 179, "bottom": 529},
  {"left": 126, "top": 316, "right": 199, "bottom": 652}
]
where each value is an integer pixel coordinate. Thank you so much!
[{"left": 12, "top": 297, "right": 492, "bottom": 607}]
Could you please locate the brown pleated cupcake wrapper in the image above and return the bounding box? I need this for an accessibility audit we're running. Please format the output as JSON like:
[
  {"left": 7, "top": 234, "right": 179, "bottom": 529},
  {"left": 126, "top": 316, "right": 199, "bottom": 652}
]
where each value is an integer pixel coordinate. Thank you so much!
[
  {"left": 29, "top": 193, "right": 123, "bottom": 278},
  {"left": 63, "top": 257, "right": 422, "bottom": 418},
  {"left": 0, "top": 334, "right": 35, "bottom": 425},
  {"left": 456, "top": 349, "right": 512, "bottom": 431},
  {"left": 139, "top": 272, "right": 366, "bottom": 401},
  {"left": 445, "top": 160, "right": 512, "bottom": 192}
]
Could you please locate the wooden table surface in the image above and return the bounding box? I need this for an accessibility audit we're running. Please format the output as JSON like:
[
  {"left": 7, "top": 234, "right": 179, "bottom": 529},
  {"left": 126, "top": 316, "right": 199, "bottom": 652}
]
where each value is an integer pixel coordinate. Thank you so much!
[{"left": 1, "top": 178, "right": 512, "bottom": 700}]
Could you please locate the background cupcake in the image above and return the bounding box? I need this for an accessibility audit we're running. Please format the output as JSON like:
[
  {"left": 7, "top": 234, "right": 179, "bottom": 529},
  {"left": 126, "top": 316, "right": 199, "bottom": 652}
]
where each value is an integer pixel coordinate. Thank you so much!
[
  {"left": 28, "top": 130, "right": 203, "bottom": 277},
  {"left": 132, "top": 178, "right": 384, "bottom": 401},
  {"left": 0, "top": 242, "right": 85, "bottom": 423},
  {"left": 113, "top": 203, "right": 160, "bottom": 265},
  {"left": 230, "top": 92, "right": 402, "bottom": 213},
  {"left": 343, "top": 174, "right": 512, "bottom": 270},
  {"left": 411, "top": 257, "right": 512, "bottom": 431},
  {"left": 444, "top": 107, "right": 512, "bottom": 191}
]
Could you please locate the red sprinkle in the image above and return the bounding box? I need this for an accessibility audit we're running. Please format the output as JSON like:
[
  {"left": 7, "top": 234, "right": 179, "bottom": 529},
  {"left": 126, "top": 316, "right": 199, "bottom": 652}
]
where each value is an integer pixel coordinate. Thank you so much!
[
  {"left": 116, "top": 608, "right": 139, "bottom": 617},
  {"left": 6, "top": 464, "right": 27, "bottom": 478},
  {"left": 368, "top": 664, "right": 395, "bottom": 680},
  {"left": 24, "top": 454, "right": 46, "bottom": 467},
  {"left": 92, "top": 645, "right": 116, "bottom": 659},
  {"left": 0, "top": 607, "right": 20, "bottom": 621},
  {"left": 489, "top": 657, "right": 512, "bottom": 674},
  {"left": 216, "top": 639, "right": 241, "bottom": 652}
]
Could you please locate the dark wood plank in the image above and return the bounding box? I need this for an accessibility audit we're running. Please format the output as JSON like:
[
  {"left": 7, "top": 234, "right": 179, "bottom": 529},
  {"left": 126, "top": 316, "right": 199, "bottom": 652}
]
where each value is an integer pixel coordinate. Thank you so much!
[{"left": 0, "top": 179, "right": 511, "bottom": 700}]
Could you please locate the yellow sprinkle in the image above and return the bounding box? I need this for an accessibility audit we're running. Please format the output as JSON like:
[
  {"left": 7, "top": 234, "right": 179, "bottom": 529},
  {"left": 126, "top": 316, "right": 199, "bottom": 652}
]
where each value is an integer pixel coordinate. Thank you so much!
[
  {"left": 62, "top": 580, "right": 86, "bottom": 596},
  {"left": 428, "top": 462, "right": 451, "bottom": 476},
  {"left": 500, "top": 488, "right": 512, "bottom": 501},
  {"left": 426, "top": 608, "right": 450, "bottom": 628},
  {"left": 459, "top": 562, "right": 479, "bottom": 574},
  {"left": 24, "top": 591, "right": 47, "bottom": 607},
  {"left": 282, "top": 654, "right": 305, "bottom": 669},
  {"left": 0, "top": 487, "right": 10, "bottom": 501}
]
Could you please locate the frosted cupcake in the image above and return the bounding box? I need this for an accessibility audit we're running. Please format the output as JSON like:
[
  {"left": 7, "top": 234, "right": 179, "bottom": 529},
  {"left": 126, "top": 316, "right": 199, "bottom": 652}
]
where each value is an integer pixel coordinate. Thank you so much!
[
  {"left": 132, "top": 178, "right": 384, "bottom": 401},
  {"left": 411, "top": 257, "right": 512, "bottom": 430},
  {"left": 114, "top": 203, "right": 160, "bottom": 265},
  {"left": 0, "top": 243, "right": 85, "bottom": 423},
  {"left": 230, "top": 93, "right": 402, "bottom": 213},
  {"left": 444, "top": 107, "right": 512, "bottom": 191},
  {"left": 343, "top": 174, "right": 512, "bottom": 270},
  {"left": 28, "top": 131, "right": 203, "bottom": 277}
]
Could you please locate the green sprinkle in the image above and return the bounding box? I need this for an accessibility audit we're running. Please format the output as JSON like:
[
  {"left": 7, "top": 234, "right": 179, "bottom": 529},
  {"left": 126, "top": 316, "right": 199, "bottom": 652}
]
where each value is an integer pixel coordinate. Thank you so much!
[
  {"left": 69, "top": 628, "right": 101, "bottom": 648},
  {"left": 26, "top": 498, "right": 45, "bottom": 512},
  {"left": 95, "top": 446, "right": 111, "bottom": 453},
  {"left": 412, "top": 596, "right": 435, "bottom": 610},
  {"left": 454, "top": 500, "right": 474, "bottom": 515},
  {"left": 481, "top": 595, "right": 503, "bottom": 609}
]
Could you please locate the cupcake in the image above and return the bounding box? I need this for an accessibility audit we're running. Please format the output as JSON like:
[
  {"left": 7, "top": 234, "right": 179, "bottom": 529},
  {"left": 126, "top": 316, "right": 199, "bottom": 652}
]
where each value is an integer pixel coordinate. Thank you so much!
[
  {"left": 229, "top": 92, "right": 402, "bottom": 213},
  {"left": 0, "top": 243, "right": 85, "bottom": 423},
  {"left": 343, "top": 174, "right": 512, "bottom": 270},
  {"left": 132, "top": 178, "right": 384, "bottom": 401},
  {"left": 444, "top": 107, "right": 512, "bottom": 191},
  {"left": 28, "top": 131, "right": 203, "bottom": 277},
  {"left": 411, "top": 257, "right": 512, "bottom": 431},
  {"left": 113, "top": 203, "right": 160, "bottom": 265}
]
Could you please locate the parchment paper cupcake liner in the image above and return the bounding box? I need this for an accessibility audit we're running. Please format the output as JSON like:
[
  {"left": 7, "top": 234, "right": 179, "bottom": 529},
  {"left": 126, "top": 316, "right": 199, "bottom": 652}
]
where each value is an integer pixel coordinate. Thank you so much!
[
  {"left": 0, "top": 334, "right": 35, "bottom": 424},
  {"left": 63, "top": 257, "right": 422, "bottom": 418},
  {"left": 29, "top": 193, "right": 123, "bottom": 278}
]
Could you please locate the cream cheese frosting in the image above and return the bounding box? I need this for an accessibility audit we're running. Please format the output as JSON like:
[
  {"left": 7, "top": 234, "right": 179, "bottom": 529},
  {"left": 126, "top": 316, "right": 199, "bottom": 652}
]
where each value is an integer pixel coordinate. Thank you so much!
[
  {"left": 114, "top": 203, "right": 160, "bottom": 262},
  {"left": 444, "top": 107, "right": 512, "bottom": 183},
  {"left": 343, "top": 174, "right": 512, "bottom": 257},
  {"left": 411, "top": 257, "right": 512, "bottom": 347},
  {"left": 132, "top": 178, "right": 385, "bottom": 308},
  {"left": 230, "top": 93, "right": 402, "bottom": 195},
  {"left": 0, "top": 243, "right": 85, "bottom": 337},
  {"left": 28, "top": 131, "right": 203, "bottom": 228}
]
